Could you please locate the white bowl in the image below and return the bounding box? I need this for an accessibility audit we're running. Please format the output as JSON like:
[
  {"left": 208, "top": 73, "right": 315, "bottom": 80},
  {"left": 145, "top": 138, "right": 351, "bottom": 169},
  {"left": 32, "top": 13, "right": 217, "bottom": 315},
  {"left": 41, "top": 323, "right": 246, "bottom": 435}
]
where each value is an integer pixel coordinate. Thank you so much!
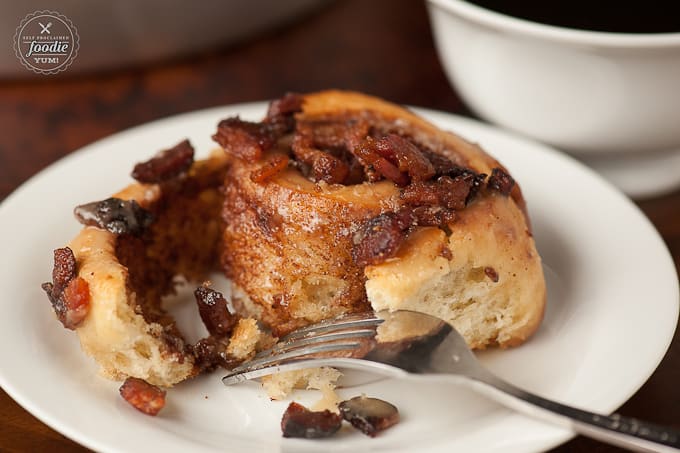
[{"left": 427, "top": 0, "right": 680, "bottom": 197}]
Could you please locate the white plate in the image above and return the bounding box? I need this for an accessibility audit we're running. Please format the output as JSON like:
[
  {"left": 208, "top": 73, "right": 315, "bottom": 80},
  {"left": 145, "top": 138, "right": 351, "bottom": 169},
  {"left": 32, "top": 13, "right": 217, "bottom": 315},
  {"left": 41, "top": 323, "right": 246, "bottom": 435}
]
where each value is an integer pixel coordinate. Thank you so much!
[
  {"left": 0, "top": 103, "right": 677, "bottom": 453},
  {"left": 578, "top": 148, "right": 680, "bottom": 199}
]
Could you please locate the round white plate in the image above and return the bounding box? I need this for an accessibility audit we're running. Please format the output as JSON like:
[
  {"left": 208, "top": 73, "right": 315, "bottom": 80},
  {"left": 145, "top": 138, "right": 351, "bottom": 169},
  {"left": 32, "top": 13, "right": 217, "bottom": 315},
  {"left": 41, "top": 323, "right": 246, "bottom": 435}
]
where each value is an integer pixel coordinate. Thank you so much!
[{"left": 0, "top": 103, "right": 677, "bottom": 453}]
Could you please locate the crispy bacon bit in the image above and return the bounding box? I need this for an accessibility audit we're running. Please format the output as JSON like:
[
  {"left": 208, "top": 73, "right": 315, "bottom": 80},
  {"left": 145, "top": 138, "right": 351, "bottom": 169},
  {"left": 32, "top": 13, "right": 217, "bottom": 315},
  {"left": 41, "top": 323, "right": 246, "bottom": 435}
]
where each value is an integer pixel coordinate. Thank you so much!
[
  {"left": 410, "top": 205, "right": 456, "bottom": 227},
  {"left": 192, "top": 336, "right": 241, "bottom": 372},
  {"left": 42, "top": 247, "right": 90, "bottom": 330},
  {"left": 484, "top": 266, "right": 499, "bottom": 282},
  {"left": 266, "top": 92, "right": 303, "bottom": 119},
  {"left": 374, "top": 134, "right": 435, "bottom": 182},
  {"left": 250, "top": 154, "right": 290, "bottom": 183},
  {"left": 352, "top": 211, "right": 413, "bottom": 267},
  {"left": 292, "top": 133, "right": 350, "bottom": 184},
  {"left": 213, "top": 117, "right": 276, "bottom": 163},
  {"left": 401, "top": 174, "right": 476, "bottom": 211},
  {"left": 422, "top": 149, "right": 466, "bottom": 176},
  {"left": 119, "top": 377, "right": 166, "bottom": 416},
  {"left": 51, "top": 247, "right": 77, "bottom": 294},
  {"left": 292, "top": 122, "right": 360, "bottom": 184},
  {"left": 281, "top": 402, "right": 343, "bottom": 438},
  {"left": 339, "top": 396, "right": 400, "bottom": 437},
  {"left": 487, "top": 167, "right": 515, "bottom": 195},
  {"left": 131, "top": 139, "right": 195, "bottom": 183},
  {"left": 194, "top": 286, "right": 239, "bottom": 337},
  {"left": 298, "top": 118, "right": 369, "bottom": 152},
  {"left": 354, "top": 134, "right": 435, "bottom": 186},
  {"left": 309, "top": 152, "right": 349, "bottom": 184},
  {"left": 372, "top": 156, "right": 408, "bottom": 186},
  {"left": 60, "top": 277, "right": 91, "bottom": 328},
  {"left": 74, "top": 198, "right": 153, "bottom": 236}
]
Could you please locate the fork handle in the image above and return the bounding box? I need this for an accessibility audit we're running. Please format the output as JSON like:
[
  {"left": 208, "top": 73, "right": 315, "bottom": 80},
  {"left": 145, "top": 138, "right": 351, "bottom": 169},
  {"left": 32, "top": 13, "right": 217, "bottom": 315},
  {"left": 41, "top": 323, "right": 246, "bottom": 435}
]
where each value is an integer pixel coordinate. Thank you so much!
[{"left": 470, "top": 373, "right": 680, "bottom": 452}]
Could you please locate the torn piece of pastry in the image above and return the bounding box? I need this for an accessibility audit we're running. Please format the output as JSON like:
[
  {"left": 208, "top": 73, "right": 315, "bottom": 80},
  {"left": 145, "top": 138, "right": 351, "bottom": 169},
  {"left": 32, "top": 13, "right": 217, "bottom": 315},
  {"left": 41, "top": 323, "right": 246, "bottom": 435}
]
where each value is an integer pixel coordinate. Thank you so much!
[
  {"left": 216, "top": 90, "right": 545, "bottom": 348},
  {"left": 42, "top": 142, "right": 257, "bottom": 387}
]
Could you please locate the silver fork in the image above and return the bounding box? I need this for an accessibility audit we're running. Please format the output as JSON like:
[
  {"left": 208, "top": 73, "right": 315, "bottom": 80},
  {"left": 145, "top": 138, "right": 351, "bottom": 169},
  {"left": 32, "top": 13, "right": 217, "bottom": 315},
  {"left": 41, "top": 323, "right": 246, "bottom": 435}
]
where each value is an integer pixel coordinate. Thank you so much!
[{"left": 223, "top": 310, "right": 680, "bottom": 452}]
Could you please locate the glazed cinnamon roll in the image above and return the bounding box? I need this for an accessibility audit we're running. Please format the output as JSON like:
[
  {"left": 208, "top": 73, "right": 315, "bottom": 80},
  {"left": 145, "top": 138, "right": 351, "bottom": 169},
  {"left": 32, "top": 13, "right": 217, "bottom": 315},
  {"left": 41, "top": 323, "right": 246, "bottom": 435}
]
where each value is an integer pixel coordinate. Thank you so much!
[{"left": 216, "top": 91, "right": 545, "bottom": 348}]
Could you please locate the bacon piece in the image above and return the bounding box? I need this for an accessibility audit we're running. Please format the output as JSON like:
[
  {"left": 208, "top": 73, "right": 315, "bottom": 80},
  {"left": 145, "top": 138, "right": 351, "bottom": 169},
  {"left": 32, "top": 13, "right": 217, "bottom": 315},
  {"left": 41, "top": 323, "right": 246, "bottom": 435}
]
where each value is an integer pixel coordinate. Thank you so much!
[
  {"left": 266, "top": 92, "right": 303, "bottom": 119},
  {"left": 131, "top": 139, "right": 195, "bottom": 183},
  {"left": 213, "top": 117, "right": 276, "bottom": 162},
  {"left": 487, "top": 167, "right": 515, "bottom": 195},
  {"left": 372, "top": 156, "right": 408, "bottom": 186},
  {"left": 281, "top": 402, "right": 343, "bottom": 438},
  {"left": 291, "top": 118, "right": 373, "bottom": 184},
  {"left": 339, "top": 396, "right": 400, "bottom": 437},
  {"left": 42, "top": 247, "right": 91, "bottom": 330},
  {"left": 374, "top": 134, "right": 435, "bottom": 181},
  {"left": 250, "top": 154, "right": 290, "bottom": 183},
  {"left": 292, "top": 133, "right": 349, "bottom": 184},
  {"left": 60, "top": 277, "right": 91, "bottom": 328},
  {"left": 401, "top": 174, "right": 476, "bottom": 211},
  {"left": 51, "top": 247, "right": 77, "bottom": 295},
  {"left": 74, "top": 198, "right": 153, "bottom": 236},
  {"left": 298, "top": 118, "right": 369, "bottom": 151},
  {"left": 422, "top": 149, "right": 467, "bottom": 176},
  {"left": 194, "top": 286, "right": 239, "bottom": 337},
  {"left": 119, "top": 377, "right": 166, "bottom": 416},
  {"left": 354, "top": 134, "right": 434, "bottom": 186},
  {"left": 192, "top": 336, "right": 242, "bottom": 372},
  {"left": 352, "top": 211, "right": 413, "bottom": 267},
  {"left": 410, "top": 205, "right": 456, "bottom": 227}
]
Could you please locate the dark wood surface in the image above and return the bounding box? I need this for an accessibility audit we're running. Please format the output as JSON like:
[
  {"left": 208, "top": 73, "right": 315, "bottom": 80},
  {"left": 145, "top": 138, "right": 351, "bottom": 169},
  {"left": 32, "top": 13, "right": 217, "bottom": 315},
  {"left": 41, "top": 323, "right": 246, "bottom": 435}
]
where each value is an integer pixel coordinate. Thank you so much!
[{"left": 1, "top": 1, "right": 678, "bottom": 451}]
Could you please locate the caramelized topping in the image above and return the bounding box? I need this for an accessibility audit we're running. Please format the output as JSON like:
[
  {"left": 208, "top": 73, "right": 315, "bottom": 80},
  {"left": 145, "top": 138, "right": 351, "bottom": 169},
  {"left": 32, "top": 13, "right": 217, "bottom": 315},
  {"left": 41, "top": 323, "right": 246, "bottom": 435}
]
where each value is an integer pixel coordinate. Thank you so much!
[
  {"left": 487, "top": 167, "right": 515, "bottom": 195},
  {"left": 212, "top": 117, "right": 276, "bottom": 163},
  {"left": 119, "top": 377, "right": 166, "bottom": 416},
  {"left": 339, "top": 396, "right": 400, "bottom": 437},
  {"left": 74, "top": 197, "right": 153, "bottom": 236},
  {"left": 401, "top": 174, "right": 476, "bottom": 211},
  {"left": 355, "top": 134, "right": 435, "bottom": 186},
  {"left": 292, "top": 132, "right": 350, "bottom": 184},
  {"left": 280, "top": 402, "right": 343, "bottom": 438},
  {"left": 131, "top": 139, "right": 195, "bottom": 183},
  {"left": 250, "top": 154, "right": 290, "bottom": 183},
  {"left": 211, "top": 93, "right": 520, "bottom": 266},
  {"left": 352, "top": 211, "right": 413, "bottom": 267}
]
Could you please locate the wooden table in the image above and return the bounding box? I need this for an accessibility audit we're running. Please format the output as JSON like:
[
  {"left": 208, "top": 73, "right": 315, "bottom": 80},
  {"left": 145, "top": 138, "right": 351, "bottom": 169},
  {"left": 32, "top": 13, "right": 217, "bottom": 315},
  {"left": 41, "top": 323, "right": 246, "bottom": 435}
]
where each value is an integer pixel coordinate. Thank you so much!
[{"left": 1, "top": 1, "right": 678, "bottom": 451}]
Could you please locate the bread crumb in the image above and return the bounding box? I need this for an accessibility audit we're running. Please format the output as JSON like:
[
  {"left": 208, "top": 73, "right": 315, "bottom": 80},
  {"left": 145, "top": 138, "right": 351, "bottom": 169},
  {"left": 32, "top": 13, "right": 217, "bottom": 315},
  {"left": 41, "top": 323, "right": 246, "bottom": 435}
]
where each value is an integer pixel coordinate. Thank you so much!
[
  {"left": 226, "top": 318, "right": 261, "bottom": 360},
  {"left": 261, "top": 367, "right": 342, "bottom": 406}
]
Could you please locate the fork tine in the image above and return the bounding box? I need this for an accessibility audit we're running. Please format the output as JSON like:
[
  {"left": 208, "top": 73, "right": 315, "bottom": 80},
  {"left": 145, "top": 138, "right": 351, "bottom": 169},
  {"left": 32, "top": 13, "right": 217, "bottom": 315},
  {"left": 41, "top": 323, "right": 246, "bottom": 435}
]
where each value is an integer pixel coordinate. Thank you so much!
[
  {"left": 229, "top": 341, "right": 363, "bottom": 375},
  {"left": 255, "top": 328, "right": 377, "bottom": 359},
  {"left": 223, "top": 311, "right": 384, "bottom": 386},
  {"left": 280, "top": 311, "right": 382, "bottom": 342}
]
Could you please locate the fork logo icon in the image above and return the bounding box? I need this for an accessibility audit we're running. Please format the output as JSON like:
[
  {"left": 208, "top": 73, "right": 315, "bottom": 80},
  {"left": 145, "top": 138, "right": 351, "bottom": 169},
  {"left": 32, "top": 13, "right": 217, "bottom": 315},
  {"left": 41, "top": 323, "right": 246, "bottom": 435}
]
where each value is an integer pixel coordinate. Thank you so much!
[
  {"left": 13, "top": 10, "right": 79, "bottom": 75},
  {"left": 38, "top": 22, "right": 52, "bottom": 34}
]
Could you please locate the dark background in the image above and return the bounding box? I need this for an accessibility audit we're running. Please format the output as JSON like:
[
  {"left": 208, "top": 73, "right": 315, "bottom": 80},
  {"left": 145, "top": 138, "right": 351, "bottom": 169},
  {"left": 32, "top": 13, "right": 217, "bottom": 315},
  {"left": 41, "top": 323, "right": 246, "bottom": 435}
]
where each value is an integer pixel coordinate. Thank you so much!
[{"left": 1, "top": 1, "right": 678, "bottom": 451}]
